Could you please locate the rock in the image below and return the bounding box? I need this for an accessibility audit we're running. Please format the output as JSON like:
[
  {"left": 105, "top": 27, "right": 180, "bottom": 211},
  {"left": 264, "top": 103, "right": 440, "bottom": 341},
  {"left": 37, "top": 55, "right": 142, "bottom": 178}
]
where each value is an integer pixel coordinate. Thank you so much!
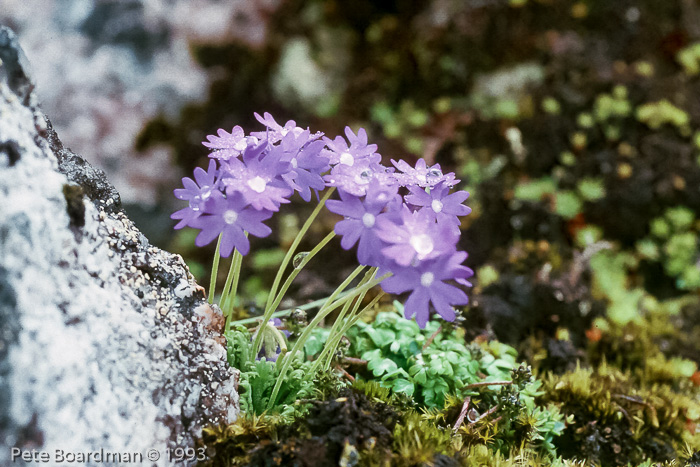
[
  {"left": 0, "top": 0, "right": 282, "bottom": 205},
  {"left": 0, "top": 25, "right": 238, "bottom": 466}
]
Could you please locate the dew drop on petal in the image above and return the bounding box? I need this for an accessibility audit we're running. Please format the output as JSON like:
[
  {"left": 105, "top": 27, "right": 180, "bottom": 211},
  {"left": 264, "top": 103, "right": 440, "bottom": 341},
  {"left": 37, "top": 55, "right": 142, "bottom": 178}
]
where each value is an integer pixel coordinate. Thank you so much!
[
  {"left": 354, "top": 170, "right": 372, "bottom": 185},
  {"left": 427, "top": 167, "right": 443, "bottom": 180},
  {"left": 293, "top": 252, "right": 309, "bottom": 269},
  {"left": 189, "top": 196, "right": 202, "bottom": 211}
]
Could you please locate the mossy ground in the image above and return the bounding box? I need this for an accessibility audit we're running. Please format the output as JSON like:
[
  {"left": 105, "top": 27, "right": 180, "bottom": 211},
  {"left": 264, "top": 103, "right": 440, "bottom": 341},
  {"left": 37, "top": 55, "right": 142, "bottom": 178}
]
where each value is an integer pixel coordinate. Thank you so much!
[{"left": 142, "top": 0, "right": 700, "bottom": 464}]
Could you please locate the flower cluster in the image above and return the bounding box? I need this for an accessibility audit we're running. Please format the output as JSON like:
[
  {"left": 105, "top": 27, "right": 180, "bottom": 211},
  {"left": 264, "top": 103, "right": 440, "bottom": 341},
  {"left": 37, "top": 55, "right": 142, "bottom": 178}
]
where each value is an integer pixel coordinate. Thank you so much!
[
  {"left": 172, "top": 113, "right": 474, "bottom": 328},
  {"left": 322, "top": 129, "right": 473, "bottom": 328},
  {"left": 172, "top": 113, "right": 328, "bottom": 257}
]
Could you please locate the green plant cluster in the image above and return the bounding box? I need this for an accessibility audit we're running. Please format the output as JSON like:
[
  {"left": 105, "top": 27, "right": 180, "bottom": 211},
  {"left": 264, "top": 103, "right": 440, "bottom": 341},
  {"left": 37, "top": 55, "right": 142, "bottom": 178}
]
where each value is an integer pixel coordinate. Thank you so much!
[
  {"left": 347, "top": 310, "right": 568, "bottom": 456},
  {"left": 348, "top": 309, "right": 515, "bottom": 406},
  {"left": 636, "top": 206, "right": 700, "bottom": 291},
  {"left": 225, "top": 325, "right": 341, "bottom": 420},
  {"left": 513, "top": 175, "right": 606, "bottom": 220}
]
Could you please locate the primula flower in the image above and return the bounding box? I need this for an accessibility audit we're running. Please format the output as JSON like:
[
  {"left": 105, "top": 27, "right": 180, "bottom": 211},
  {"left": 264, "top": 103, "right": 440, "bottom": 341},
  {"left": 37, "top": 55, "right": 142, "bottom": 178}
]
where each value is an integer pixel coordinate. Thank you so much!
[
  {"left": 322, "top": 126, "right": 378, "bottom": 167},
  {"left": 326, "top": 183, "right": 398, "bottom": 266},
  {"left": 275, "top": 130, "right": 330, "bottom": 202},
  {"left": 324, "top": 154, "right": 383, "bottom": 197},
  {"left": 252, "top": 112, "right": 307, "bottom": 143},
  {"left": 203, "top": 126, "right": 259, "bottom": 161},
  {"left": 391, "top": 159, "right": 459, "bottom": 188},
  {"left": 380, "top": 251, "right": 473, "bottom": 328},
  {"left": 171, "top": 159, "right": 219, "bottom": 229},
  {"left": 375, "top": 205, "right": 458, "bottom": 267},
  {"left": 221, "top": 140, "right": 293, "bottom": 211},
  {"left": 405, "top": 181, "right": 472, "bottom": 231},
  {"left": 189, "top": 191, "right": 273, "bottom": 257}
]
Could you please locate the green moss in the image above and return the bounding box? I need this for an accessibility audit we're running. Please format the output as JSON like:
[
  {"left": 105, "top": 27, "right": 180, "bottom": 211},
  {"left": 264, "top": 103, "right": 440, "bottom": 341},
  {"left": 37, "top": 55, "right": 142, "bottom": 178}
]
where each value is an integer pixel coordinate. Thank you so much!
[
  {"left": 636, "top": 100, "right": 690, "bottom": 134},
  {"left": 638, "top": 207, "right": 700, "bottom": 291},
  {"left": 676, "top": 42, "right": 700, "bottom": 76},
  {"left": 543, "top": 362, "right": 700, "bottom": 465}
]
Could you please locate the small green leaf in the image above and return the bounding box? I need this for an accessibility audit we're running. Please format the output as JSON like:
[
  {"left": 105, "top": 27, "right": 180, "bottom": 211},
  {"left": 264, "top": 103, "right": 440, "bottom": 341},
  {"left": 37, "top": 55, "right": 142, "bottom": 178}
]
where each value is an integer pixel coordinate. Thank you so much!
[
  {"left": 368, "top": 358, "right": 398, "bottom": 376},
  {"left": 390, "top": 341, "right": 401, "bottom": 353},
  {"left": 361, "top": 349, "right": 382, "bottom": 362},
  {"left": 391, "top": 379, "right": 415, "bottom": 396},
  {"left": 514, "top": 177, "right": 556, "bottom": 201},
  {"left": 577, "top": 178, "right": 606, "bottom": 201},
  {"left": 413, "top": 368, "right": 427, "bottom": 384},
  {"left": 554, "top": 191, "right": 582, "bottom": 219}
]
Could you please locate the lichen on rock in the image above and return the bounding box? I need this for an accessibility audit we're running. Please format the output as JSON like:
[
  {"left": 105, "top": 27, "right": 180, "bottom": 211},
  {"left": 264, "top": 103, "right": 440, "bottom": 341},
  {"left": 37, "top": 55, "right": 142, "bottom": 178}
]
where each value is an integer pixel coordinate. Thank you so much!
[{"left": 0, "top": 25, "right": 238, "bottom": 465}]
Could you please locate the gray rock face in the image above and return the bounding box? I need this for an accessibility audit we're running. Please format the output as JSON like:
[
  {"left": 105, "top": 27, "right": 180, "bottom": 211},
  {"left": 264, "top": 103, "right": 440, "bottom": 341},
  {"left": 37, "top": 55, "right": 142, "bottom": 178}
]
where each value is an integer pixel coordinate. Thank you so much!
[
  {"left": 0, "top": 0, "right": 282, "bottom": 205},
  {"left": 0, "top": 25, "right": 238, "bottom": 466}
]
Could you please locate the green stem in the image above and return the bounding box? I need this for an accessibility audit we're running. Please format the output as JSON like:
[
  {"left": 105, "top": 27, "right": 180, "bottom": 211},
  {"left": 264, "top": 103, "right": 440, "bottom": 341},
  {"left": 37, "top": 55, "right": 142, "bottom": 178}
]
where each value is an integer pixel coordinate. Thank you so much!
[
  {"left": 317, "top": 289, "right": 383, "bottom": 374},
  {"left": 311, "top": 268, "right": 377, "bottom": 373},
  {"left": 264, "top": 188, "right": 336, "bottom": 314},
  {"left": 208, "top": 235, "right": 223, "bottom": 304},
  {"left": 266, "top": 272, "right": 389, "bottom": 411},
  {"left": 252, "top": 231, "right": 336, "bottom": 355},
  {"left": 319, "top": 265, "right": 366, "bottom": 312},
  {"left": 222, "top": 249, "right": 244, "bottom": 332},
  {"left": 218, "top": 249, "right": 241, "bottom": 313},
  {"left": 332, "top": 295, "right": 384, "bottom": 369},
  {"left": 228, "top": 289, "right": 357, "bottom": 326}
]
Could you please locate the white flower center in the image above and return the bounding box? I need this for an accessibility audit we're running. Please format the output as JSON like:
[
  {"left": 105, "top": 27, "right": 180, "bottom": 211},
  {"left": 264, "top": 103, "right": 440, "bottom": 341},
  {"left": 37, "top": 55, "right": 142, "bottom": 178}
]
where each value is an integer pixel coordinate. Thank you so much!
[
  {"left": 431, "top": 199, "right": 444, "bottom": 213},
  {"left": 362, "top": 213, "right": 376, "bottom": 228},
  {"left": 409, "top": 233, "right": 434, "bottom": 256},
  {"left": 291, "top": 158, "right": 298, "bottom": 169},
  {"left": 248, "top": 176, "right": 267, "bottom": 193},
  {"left": 339, "top": 152, "right": 354, "bottom": 166},
  {"left": 420, "top": 272, "right": 435, "bottom": 287},
  {"left": 223, "top": 210, "right": 238, "bottom": 225}
]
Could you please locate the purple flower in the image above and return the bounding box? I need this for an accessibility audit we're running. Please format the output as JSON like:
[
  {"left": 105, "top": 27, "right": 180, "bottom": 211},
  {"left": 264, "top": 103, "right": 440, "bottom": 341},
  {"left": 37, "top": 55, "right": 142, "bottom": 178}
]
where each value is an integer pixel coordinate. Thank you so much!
[
  {"left": 391, "top": 159, "right": 459, "bottom": 188},
  {"left": 202, "top": 126, "right": 260, "bottom": 161},
  {"left": 322, "top": 127, "right": 378, "bottom": 167},
  {"left": 375, "top": 204, "right": 458, "bottom": 267},
  {"left": 275, "top": 130, "right": 330, "bottom": 202},
  {"left": 381, "top": 251, "right": 473, "bottom": 328},
  {"left": 405, "top": 181, "right": 471, "bottom": 231},
  {"left": 326, "top": 185, "right": 397, "bottom": 266},
  {"left": 189, "top": 191, "right": 273, "bottom": 257},
  {"left": 364, "top": 179, "right": 402, "bottom": 211},
  {"left": 251, "top": 112, "right": 308, "bottom": 143},
  {"left": 220, "top": 141, "right": 293, "bottom": 211},
  {"left": 324, "top": 154, "right": 383, "bottom": 196},
  {"left": 171, "top": 159, "right": 219, "bottom": 229}
]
